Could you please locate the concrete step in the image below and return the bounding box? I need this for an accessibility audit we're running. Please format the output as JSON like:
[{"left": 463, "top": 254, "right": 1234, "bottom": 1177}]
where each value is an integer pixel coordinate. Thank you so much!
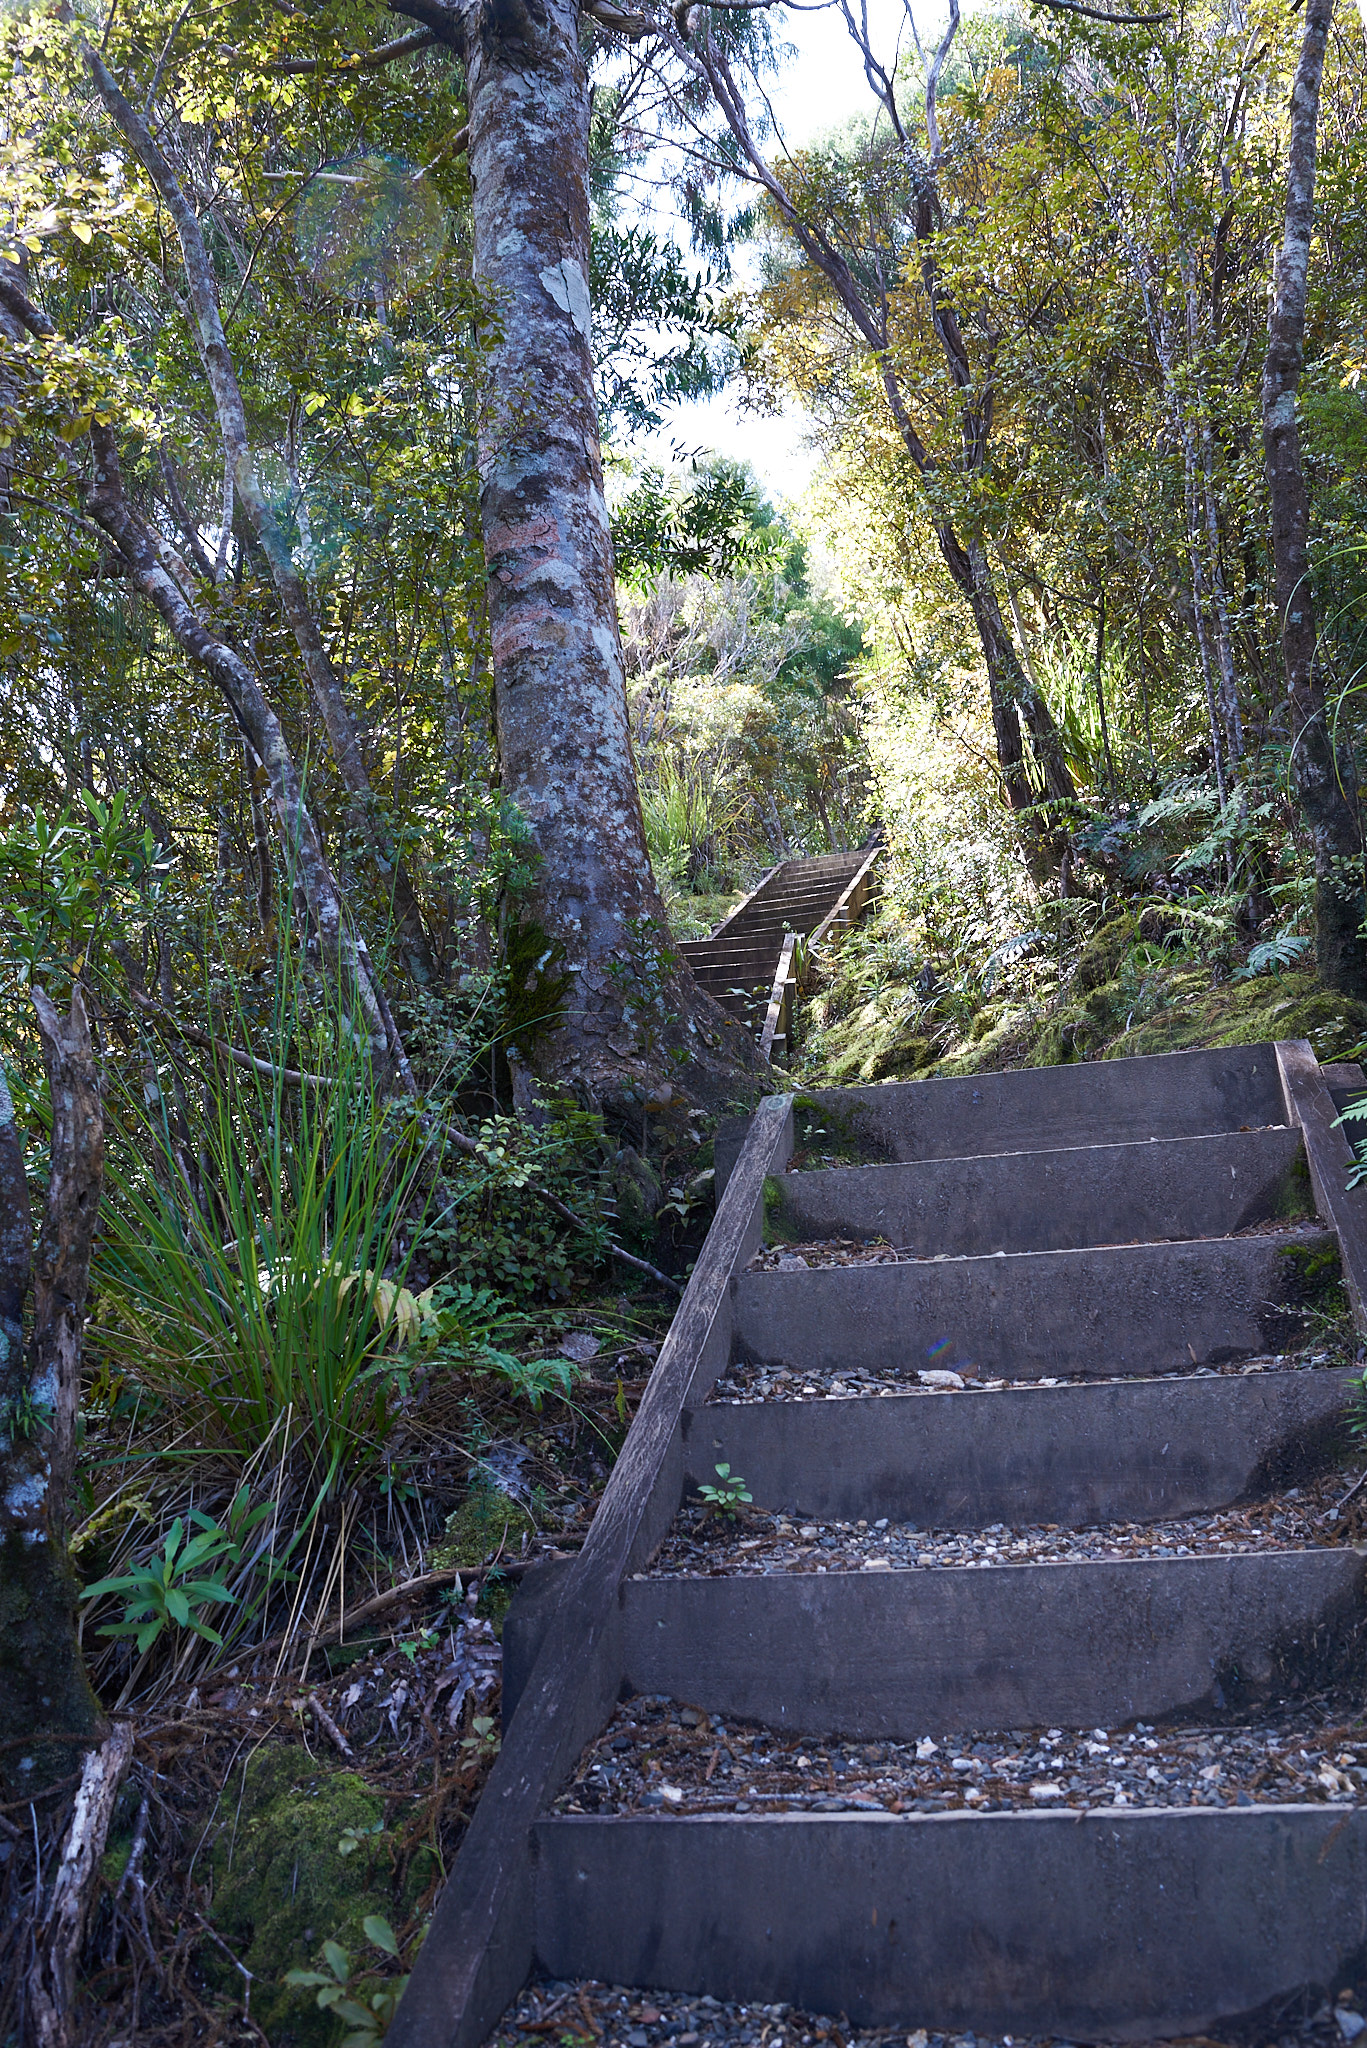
[
  {"left": 773, "top": 1127, "right": 1310, "bottom": 1256},
  {"left": 685, "top": 1369, "right": 1355, "bottom": 1528},
  {"left": 731, "top": 1228, "right": 1338, "bottom": 1380},
  {"left": 531, "top": 1804, "right": 1367, "bottom": 2040},
  {"left": 798, "top": 1044, "right": 1288, "bottom": 1162},
  {"left": 618, "top": 1549, "right": 1366, "bottom": 1739}
]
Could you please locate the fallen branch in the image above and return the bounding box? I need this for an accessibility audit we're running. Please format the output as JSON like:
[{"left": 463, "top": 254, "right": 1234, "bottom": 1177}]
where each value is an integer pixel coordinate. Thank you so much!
[
  {"left": 1337, "top": 1466, "right": 1367, "bottom": 1511},
  {"left": 126, "top": 989, "right": 332, "bottom": 1087},
  {"left": 307, "top": 1692, "right": 355, "bottom": 1759},
  {"left": 28, "top": 1724, "right": 135, "bottom": 2048},
  {"left": 208, "top": 1551, "right": 572, "bottom": 1683}
]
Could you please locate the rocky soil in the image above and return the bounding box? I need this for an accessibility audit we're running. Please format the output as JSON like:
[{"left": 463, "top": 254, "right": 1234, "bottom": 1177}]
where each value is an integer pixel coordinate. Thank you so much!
[{"left": 490, "top": 1976, "right": 1367, "bottom": 2048}]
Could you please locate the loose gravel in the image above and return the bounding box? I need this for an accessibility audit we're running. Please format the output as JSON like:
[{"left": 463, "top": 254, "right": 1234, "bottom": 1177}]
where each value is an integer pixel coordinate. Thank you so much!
[
  {"left": 710, "top": 1354, "right": 1350, "bottom": 1402},
  {"left": 746, "top": 1219, "right": 1323, "bottom": 1275},
  {"left": 489, "top": 1977, "right": 1367, "bottom": 2048},
  {"left": 647, "top": 1467, "right": 1362, "bottom": 1578},
  {"left": 551, "top": 1686, "right": 1367, "bottom": 1819}
]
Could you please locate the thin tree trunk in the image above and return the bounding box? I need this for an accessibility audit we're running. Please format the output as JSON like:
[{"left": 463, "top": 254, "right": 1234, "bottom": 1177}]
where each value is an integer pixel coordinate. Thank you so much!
[
  {"left": 1182, "top": 441, "right": 1230, "bottom": 803},
  {"left": 87, "top": 50, "right": 438, "bottom": 989},
  {"left": 1094, "top": 588, "right": 1117, "bottom": 800},
  {"left": 1262, "top": 0, "right": 1367, "bottom": 994},
  {"left": 84, "top": 421, "right": 414, "bottom": 1083},
  {"left": 28, "top": 1724, "right": 136, "bottom": 2048},
  {"left": 686, "top": 25, "right": 1075, "bottom": 863},
  {"left": 1180, "top": 253, "right": 1244, "bottom": 768},
  {"left": 0, "top": 994, "right": 107, "bottom": 1788},
  {"left": 390, "top": 0, "right": 760, "bottom": 1107}
]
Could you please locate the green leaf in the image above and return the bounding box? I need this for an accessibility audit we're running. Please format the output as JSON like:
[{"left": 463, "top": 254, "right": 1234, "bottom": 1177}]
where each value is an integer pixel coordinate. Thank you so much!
[{"left": 362, "top": 1913, "right": 399, "bottom": 1956}]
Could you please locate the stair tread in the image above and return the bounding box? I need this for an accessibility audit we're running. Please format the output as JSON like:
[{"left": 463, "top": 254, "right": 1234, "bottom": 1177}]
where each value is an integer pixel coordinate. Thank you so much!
[
  {"left": 490, "top": 1041, "right": 1367, "bottom": 2045},
  {"left": 550, "top": 1680, "right": 1367, "bottom": 1820}
]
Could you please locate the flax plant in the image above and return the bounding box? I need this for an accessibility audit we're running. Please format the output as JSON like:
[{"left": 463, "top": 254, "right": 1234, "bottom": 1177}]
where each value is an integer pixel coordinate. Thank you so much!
[{"left": 92, "top": 959, "right": 431, "bottom": 1532}]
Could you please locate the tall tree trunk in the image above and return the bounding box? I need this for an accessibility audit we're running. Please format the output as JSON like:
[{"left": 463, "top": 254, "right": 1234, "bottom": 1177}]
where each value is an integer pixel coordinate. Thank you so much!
[
  {"left": 934, "top": 523, "right": 1071, "bottom": 877},
  {"left": 0, "top": 994, "right": 107, "bottom": 1792},
  {"left": 391, "top": 0, "right": 760, "bottom": 1108},
  {"left": 1261, "top": 0, "right": 1367, "bottom": 995}
]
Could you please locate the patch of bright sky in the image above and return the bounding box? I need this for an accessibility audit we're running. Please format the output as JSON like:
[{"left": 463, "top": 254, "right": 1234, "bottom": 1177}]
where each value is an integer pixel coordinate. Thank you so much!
[{"left": 631, "top": 0, "right": 923, "bottom": 507}]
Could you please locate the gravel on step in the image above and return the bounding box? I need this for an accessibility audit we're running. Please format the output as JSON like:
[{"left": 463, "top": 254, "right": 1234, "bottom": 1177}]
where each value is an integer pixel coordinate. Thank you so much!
[
  {"left": 488, "top": 1976, "right": 1367, "bottom": 2048},
  {"left": 550, "top": 1686, "right": 1367, "bottom": 1819},
  {"left": 710, "top": 1352, "right": 1351, "bottom": 1401},
  {"left": 648, "top": 1468, "right": 1362, "bottom": 1578},
  {"left": 746, "top": 1219, "right": 1321, "bottom": 1276}
]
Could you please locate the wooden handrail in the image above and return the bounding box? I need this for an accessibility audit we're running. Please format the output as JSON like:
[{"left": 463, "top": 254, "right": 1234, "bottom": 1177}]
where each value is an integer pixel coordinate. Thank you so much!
[
  {"left": 806, "top": 839, "right": 884, "bottom": 954},
  {"left": 688, "top": 861, "right": 784, "bottom": 944},
  {"left": 758, "top": 929, "right": 799, "bottom": 1064},
  {"left": 386, "top": 1093, "right": 796, "bottom": 2048}
]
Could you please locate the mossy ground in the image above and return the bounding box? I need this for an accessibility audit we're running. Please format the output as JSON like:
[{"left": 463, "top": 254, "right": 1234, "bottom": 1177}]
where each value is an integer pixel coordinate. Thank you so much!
[
  {"left": 431, "top": 1480, "right": 537, "bottom": 1570},
  {"left": 797, "top": 905, "right": 1367, "bottom": 1091},
  {"left": 208, "top": 1745, "right": 439, "bottom": 2044}
]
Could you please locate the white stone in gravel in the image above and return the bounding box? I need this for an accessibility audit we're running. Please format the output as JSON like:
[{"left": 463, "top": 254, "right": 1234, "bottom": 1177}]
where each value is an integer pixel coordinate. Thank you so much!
[
  {"left": 1030, "top": 1783, "right": 1065, "bottom": 1802},
  {"left": 919, "top": 1369, "right": 964, "bottom": 1389}
]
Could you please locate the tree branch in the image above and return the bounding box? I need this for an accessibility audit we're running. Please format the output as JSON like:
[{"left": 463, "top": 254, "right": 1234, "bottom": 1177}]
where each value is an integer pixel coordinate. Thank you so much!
[
  {"left": 258, "top": 26, "right": 438, "bottom": 72},
  {"left": 1029, "top": 0, "right": 1173, "bottom": 24},
  {"left": 86, "top": 45, "right": 437, "bottom": 990}
]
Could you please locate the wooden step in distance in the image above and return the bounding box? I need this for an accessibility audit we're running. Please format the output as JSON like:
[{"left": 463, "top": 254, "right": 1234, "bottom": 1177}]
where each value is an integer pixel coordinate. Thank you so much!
[
  {"left": 531, "top": 1804, "right": 1367, "bottom": 2042},
  {"left": 616, "top": 1549, "right": 1367, "bottom": 1738},
  {"left": 773, "top": 1126, "right": 1309, "bottom": 1256},
  {"left": 686, "top": 1369, "right": 1356, "bottom": 1528},
  {"left": 731, "top": 1228, "right": 1338, "bottom": 1380}
]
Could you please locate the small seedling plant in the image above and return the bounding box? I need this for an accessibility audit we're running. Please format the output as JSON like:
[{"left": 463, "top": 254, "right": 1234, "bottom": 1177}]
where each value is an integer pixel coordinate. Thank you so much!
[
  {"left": 81, "top": 1492, "right": 271, "bottom": 1652},
  {"left": 285, "top": 1916, "right": 407, "bottom": 2047},
  {"left": 696, "top": 1463, "right": 752, "bottom": 1520}
]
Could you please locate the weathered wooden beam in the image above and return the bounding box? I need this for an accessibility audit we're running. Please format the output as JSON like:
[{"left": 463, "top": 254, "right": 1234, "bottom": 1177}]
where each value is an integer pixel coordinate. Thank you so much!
[
  {"left": 807, "top": 840, "right": 883, "bottom": 952},
  {"left": 386, "top": 1092, "right": 794, "bottom": 2048},
  {"left": 1276, "top": 1036, "right": 1367, "bottom": 1333},
  {"left": 758, "top": 931, "right": 798, "bottom": 1065}
]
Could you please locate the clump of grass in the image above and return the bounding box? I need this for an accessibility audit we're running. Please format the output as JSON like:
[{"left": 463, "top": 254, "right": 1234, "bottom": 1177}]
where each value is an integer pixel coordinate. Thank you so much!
[
  {"left": 95, "top": 980, "right": 428, "bottom": 1499},
  {"left": 79, "top": 952, "right": 444, "bottom": 1696}
]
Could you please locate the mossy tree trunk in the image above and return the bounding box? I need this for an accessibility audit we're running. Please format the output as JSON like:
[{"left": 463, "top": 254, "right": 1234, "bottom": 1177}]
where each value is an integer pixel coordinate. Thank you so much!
[
  {"left": 388, "top": 0, "right": 762, "bottom": 1113},
  {"left": 0, "top": 991, "right": 106, "bottom": 1792},
  {"left": 1261, "top": 0, "right": 1367, "bottom": 998}
]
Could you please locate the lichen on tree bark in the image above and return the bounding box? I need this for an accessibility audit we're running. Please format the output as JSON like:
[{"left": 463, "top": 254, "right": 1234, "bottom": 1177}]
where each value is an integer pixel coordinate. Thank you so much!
[
  {"left": 0, "top": 994, "right": 107, "bottom": 1791},
  {"left": 391, "top": 0, "right": 761, "bottom": 1110},
  {"left": 1261, "top": 0, "right": 1367, "bottom": 997}
]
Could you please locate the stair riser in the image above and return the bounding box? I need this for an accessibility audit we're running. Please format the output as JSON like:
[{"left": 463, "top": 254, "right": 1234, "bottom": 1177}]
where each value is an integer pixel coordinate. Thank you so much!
[
  {"left": 685, "top": 1370, "right": 1354, "bottom": 1528},
  {"left": 775, "top": 1127, "right": 1309, "bottom": 1256},
  {"left": 619, "top": 1552, "right": 1367, "bottom": 1738},
  {"left": 801, "top": 1044, "right": 1286, "bottom": 1162},
  {"left": 533, "top": 1806, "right": 1367, "bottom": 2041},
  {"left": 731, "top": 1234, "right": 1338, "bottom": 1378}
]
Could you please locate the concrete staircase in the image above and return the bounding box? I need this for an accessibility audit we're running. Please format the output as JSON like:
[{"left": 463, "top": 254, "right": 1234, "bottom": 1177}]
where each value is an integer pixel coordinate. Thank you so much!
[
  {"left": 678, "top": 848, "right": 873, "bottom": 1050},
  {"left": 522, "top": 1044, "right": 1367, "bottom": 2041}
]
